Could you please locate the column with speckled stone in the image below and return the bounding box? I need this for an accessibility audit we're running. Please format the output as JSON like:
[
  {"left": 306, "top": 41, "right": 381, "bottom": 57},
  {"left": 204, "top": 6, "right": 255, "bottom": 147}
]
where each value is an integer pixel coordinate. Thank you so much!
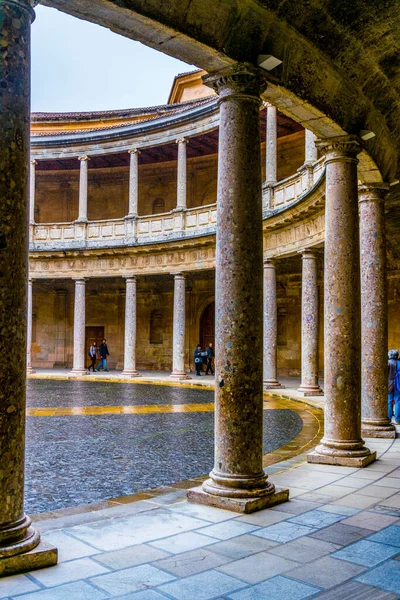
[
  {"left": 0, "top": 0, "right": 57, "bottom": 575},
  {"left": 122, "top": 276, "right": 141, "bottom": 377},
  {"left": 27, "top": 278, "right": 35, "bottom": 374},
  {"left": 69, "top": 279, "right": 88, "bottom": 376},
  {"left": 77, "top": 155, "right": 89, "bottom": 222},
  {"left": 298, "top": 250, "right": 323, "bottom": 395},
  {"left": 176, "top": 138, "right": 188, "bottom": 210},
  {"left": 187, "top": 64, "right": 288, "bottom": 513},
  {"left": 265, "top": 104, "right": 277, "bottom": 185},
  {"left": 308, "top": 136, "right": 375, "bottom": 467},
  {"left": 305, "top": 130, "right": 318, "bottom": 165},
  {"left": 263, "top": 259, "right": 284, "bottom": 389},
  {"left": 359, "top": 184, "right": 395, "bottom": 438},
  {"left": 127, "top": 148, "right": 140, "bottom": 218},
  {"left": 29, "top": 159, "right": 36, "bottom": 223},
  {"left": 170, "top": 272, "right": 190, "bottom": 379}
]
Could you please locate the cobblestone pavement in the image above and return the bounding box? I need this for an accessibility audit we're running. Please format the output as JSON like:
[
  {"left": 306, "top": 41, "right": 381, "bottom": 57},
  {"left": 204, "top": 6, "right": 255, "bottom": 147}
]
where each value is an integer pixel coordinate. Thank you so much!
[
  {"left": 25, "top": 382, "right": 303, "bottom": 513},
  {"left": 5, "top": 435, "right": 399, "bottom": 600}
]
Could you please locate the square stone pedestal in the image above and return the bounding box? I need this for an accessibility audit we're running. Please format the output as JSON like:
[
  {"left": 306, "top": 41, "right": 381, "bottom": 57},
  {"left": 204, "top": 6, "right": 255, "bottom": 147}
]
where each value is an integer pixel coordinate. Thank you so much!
[
  {"left": 361, "top": 428, "right": 396, "bottom": 439},
  {"left": 186, "top": 486, "right": 289, "bottom": 514},
  {"left": 0, "top": 541, "right": 57, "bottom": 577},
  {"left": 307, "top": 450, "right": 377, "bottom": 468}
]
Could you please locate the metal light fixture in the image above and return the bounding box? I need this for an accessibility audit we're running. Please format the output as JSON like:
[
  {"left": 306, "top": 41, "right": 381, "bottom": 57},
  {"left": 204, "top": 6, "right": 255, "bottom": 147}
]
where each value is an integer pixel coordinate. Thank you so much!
[
  {"left": 360, "top": 130, "right": 376, "bottom": 141},
  {"left": 257, "top": 55, "right": 282, "bottom": 71}
]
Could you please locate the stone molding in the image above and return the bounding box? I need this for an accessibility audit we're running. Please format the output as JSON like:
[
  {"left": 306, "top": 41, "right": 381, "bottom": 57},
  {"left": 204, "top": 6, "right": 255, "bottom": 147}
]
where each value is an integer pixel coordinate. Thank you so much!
[
  {"left": 203, "top": 63, "right": 268, "bottom": 101},
  {"left": 358, "top": 183, "right": 390, "bottom": 204},
  {"left": 316, "top": 135, "right": 361, "bottom": 163}
]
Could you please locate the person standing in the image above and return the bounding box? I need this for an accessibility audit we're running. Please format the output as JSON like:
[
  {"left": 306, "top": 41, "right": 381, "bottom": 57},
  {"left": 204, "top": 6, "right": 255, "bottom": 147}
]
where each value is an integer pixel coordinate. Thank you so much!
[
  {"left": 205, "top": 342, "right": 215, "bottom": 375},
  {"left": 96, "top": 339, "right": 110, "bottom": 372},
  {"left": 194, "top": 344, "right": 203, "bottom": 376},
  {"left": 87, "top": 340, "right": 97, "bottom": 372},
  {"left": 388, "top": 349, "right": 400, "bottom": 423}
]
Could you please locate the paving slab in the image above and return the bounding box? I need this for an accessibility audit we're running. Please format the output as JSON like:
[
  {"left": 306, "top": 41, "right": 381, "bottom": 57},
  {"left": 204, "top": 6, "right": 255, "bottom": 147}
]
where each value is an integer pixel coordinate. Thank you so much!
[
  {"left": 196, "top": 520, "right": 260, "bottom": 541},
  {"left": 9, "top": 581, "right": 108, "bottom": 600},
  {"left": 251, "top": 522, "right": 313, "bottom": 543},
  {"left": 339, "top": 511, "right": 399, "bottom": 531},
  {"left": 309, "top": 523, "right": 372, "bottom": 545},
  {"left": 93, "top": 543, "right": 170, "bottom": 570},
  {"left": 152, "top": 547, "right": 231, "bottom": 577},
  {"left": 268, "top": 536, "right": 340, "bottom": 563},
  {"left": 332, "top": 539, "right": 399, "bottom": 567},
  {"left": 149, "top": 531, "right": 218, "bottom": 554},
  {"left": 89, "top": 564, "right": 176, "bottom": 595},
  {"left": 28, "top": 557, "right": 109, "bottom": 587},
  {"left": 159, "top": 569, "right": 247, "bottom": 600},
  {"left": 216, "top": 551, "right": 299, "bottom": 584},
  {"left": 227, "top": 574, "right": 321, "bottom": 600},
  {"left": 310, "top": 579, "right": 399, "bottom": 599},
  {"left": 204, "top": 534, "right": 278, "bottom": 560},
  {"left": 288, "top": 509, "right": 345, "bottom": 529},
  {"left": 287, "top": 555, "right": 367, "bottom": 588},
  {"left": 355, "top": 560, "right": 400, "bottom": 595}
]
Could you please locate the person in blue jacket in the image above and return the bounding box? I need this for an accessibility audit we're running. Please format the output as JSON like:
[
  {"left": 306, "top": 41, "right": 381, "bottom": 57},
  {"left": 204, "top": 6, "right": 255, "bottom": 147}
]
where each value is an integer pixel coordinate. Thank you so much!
[{"left": 388, "top": 349, "right": 400, "bottom": 423}]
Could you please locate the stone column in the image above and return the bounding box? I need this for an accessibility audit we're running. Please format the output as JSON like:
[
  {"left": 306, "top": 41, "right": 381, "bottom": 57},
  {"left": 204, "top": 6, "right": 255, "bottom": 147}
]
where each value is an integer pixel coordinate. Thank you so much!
[
  {"left": 27, "top": 278, "right": 35, "bottom": 374},
  {"left": 305, "top": 130, "right": 318, "bottom": 165},
  {"left": 69, "top": 279, "right": 88, "bottom": 376},
  {"left": 121, "top": 276, "right": 141, "bottom": 377},
  {"left": 170, "top": 273, "right": 190, "bottom": 379},
  {"left": 29, "top": 159, "right": 37, "bottom": 224},
  {"left": 77, "top": 155, "right": 89, "bottom": 222},
  {"left": 176, "top": 138, "right": 188, "bottom": 210},
  {"left": 263, "top": 260, "right": 283, "bottom": 389},
  {"left": 265, "top": 103, "right": 277, "bottom": 185},
  {"left": 308, "top": 136, "right": 375, "bottom": 467},
  {"left": 298, "top": 250, "right": 323, "bottom": 395},
  {"left": 127, "top": 149, "right": 140, "bottom": 218},
  {"left": 187, "top": 64, "right": 288, "bottom": 513},
  {"left": 0, "top": 0, "right": 56, "bottom": 574},
  {"left": 359, "top": 184, "right": 395, "bottom": 438}
]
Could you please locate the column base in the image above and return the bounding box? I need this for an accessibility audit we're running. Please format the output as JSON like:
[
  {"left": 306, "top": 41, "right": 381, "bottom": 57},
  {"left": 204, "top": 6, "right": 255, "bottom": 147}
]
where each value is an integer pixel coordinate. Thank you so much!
[
  {"left": 187, "top": 485, "right": 289, "bottom": 514},
  {"left": 263, "top": 380, "right": 284, "bottom": 390},
  {"left": 362, "top": 422, "right": 396, "bottom": 439},
  {"left": 121, "top": 370, "right": 142, "bottom": 378},
  {"left": 0, "top": 540, "right": 57, "bottom": 577},
  {"left": 297, "top": 385, "right": 324, "bottom": 396},
  {"left": 308, "top": 449, "right": 377, "bottom": 468},
  {"left": 170, "top": 372, "right": 192, "bottom": 380},
  {"left": 68, "top": 369, "right": 89, "bottom": 377},
  {"left": 26, "top": 367, "right": 36, "bottom": 375}
]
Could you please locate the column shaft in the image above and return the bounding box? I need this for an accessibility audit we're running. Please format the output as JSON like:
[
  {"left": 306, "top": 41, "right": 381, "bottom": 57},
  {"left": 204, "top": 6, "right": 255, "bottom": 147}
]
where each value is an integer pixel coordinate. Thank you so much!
[
  {"left": 176, "top": 139, "right": 188, "bottom": 210},
  {"left": 305, "top": 130, "right": 318, "bottom": 164},
  {"left": 170, "top": 273, "right": 190, "bottom": 379},
  {"left": 263, "top": 260, "right": 283, "bottom": 389},
  {"left": 359, "top": 185, "right": 395, "bottom": 437},
  {"left": 298, "top": 250, "right": 323, "bottom": 395},
  {"left": 0, "top": 0, "right": 56, "bottom": 572},
  {"left": 187, "top": 64, "right": 288, "bottom": 513},
  {"left": 265, "top": 104, "right": 277, "bottom": 184},
  {"left": 127, "top": 149, "right": 140, "bottom": 218},
  {"left": 69, "top": 279, "right": 88, "bottom": 375},
  {"left": 77, "top": 156, "right": 89, "bottom": 222},
  {"left": 122, "top": 277, "right": 140, "bottom": 377},
  {"left": 29, "top": 159, "right": 36, "bottom": 223},
  {"left": 308, "top": 136, "right": 375, "bottom": 467},
  {"left": 27, "top": 279, "right": 35, "bottom": 374}
]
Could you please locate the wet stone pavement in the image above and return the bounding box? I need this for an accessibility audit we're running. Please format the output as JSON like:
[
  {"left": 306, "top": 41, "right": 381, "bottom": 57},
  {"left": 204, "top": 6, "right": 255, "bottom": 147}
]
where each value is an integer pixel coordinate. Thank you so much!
[{"left": 25, "top": 381, "right": 302, "bottom": 514}]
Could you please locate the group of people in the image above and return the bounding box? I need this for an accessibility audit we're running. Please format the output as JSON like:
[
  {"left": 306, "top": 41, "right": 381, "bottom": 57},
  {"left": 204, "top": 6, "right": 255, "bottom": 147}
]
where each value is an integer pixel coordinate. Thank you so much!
[
  {"left": 88, "top": 339, "right": 110, "bottom": 372},
  {"left": 388, "top": 349, "right": 400, "bottom": 423},
  {"left": 194, "top": 342, "right": 215, "bottom": 376}
]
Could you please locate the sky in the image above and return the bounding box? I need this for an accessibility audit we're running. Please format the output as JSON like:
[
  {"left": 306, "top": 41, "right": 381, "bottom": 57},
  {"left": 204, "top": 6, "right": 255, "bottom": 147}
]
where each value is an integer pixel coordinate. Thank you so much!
[{"left": 31, "top": 5, "right": 194, "bottom": 113}]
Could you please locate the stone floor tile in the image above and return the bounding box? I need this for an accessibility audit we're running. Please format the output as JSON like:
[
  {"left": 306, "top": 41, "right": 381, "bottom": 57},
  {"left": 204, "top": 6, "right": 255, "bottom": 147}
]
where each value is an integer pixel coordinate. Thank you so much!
[
  {"left": 196, "top": 520, "right": 259, "bottom": 541},
  {"left": 152, "top": 547, "right": 231, "bottom": 577},
  {"left": 10, "top": 581, "right": 108, "bottom": 600},
  {"left": 295, "top": 493, "right": 338, "bottom": 504},
  {"left": 332, "top": 539, "right": 399, "bottom": 567},
  {"left": 309, "top": 523, "right": 372, "bottom": 545},
  {"left": 146, "top": 490, "right": 187, "bottom": 505},
  {"left": 67, "top": 509, "right": 207, "bottom": 551},
  {"left": 90, "top": 564, "right": 175, "bottom": 595},
  {"left": 379, "top": 495, "right": 400, "bottom": 509},
  {"left": 111, "top": 591, "right": 167, "bottom": 600},
  {"left": 236, "top": 509, "right": 292, "bottom": 526},
  {"left": 217, "top": 552, "right": 298, "bottom": 584},
  {"left": 41, "top": 530, "right": 101, "bottom": 562},
  {"left": 149, "top": 531, "right": 218, "bottom": 554},
  {"left": 287, "top": 555, "right": 366, "bottom": 588},
  {"left": 333, "top": 477, "right": 373, "bottom": 489},
  {"left": 29, "top": 557, "right": 109, "bottom": 587},
  {"left": 310, "top": 579, "right": 399, "bottom": 599},
  {"left": 346, "top": 470, "right": 384, "bottom": 481},
  {"left": 366, "top": 524, "right": 400, "bottom": 547},
  {"left": 313, "top": 485, "right": 359, "bottom": 498},
  {"left": 0, "top": 574, "right": 40, "bottom": 598},
  {"left": 226, "top": 575, "right": 321, "bottom": 600},
  {"left": 357, "top": 485, "right": 399, "bottom": 499},
  {"left": 159, "top": 569, "right": 246, "bottom": 600},
  {"left": 205, "top": 534, "right": 278, "bottom": 560},
  {"left": 355, "top": 560, "right": 400, "bottom": 594},
  {"left": 387, "top": 469, "right": 400, "bottom": 479},
  {"left": 288, "top": 487, "right": 310, "bottom": 498},
  {"left": 332, "top": 494, "right": 382, "bottom": 509},
  {"left": 374, "top": 477, "right": 400, "bottom": 489},
  {"left": 93, "top": 543, "right": 170, "bottom": 570},
  {"left": 371, "top": 506, "right": 400, "bottom": 518},
  {"left": 268, "top": 536, "right": 340, "bottom": 563},
  {"left": 270, "top": 500, "right": 322, "bottom": 515},
  {"left": 167, "top": 502, "right": 237, "bottom": 523},
  {"left": 288, "top": 509, "right": 345, "bottom": 529},
  {"left": 252, "top": 522, "right": 313, "bottom": 543},
  {"left": 317, "top": 504, "right": 360, "bottom": 516},
  {"left": 339, "top": 511, "right": 399, "bottom": 531}
]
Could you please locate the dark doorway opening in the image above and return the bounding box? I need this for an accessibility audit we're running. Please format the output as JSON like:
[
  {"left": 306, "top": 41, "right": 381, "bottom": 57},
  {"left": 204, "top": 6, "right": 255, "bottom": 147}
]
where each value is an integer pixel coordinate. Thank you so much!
[
  {"left": 200, "top": 301, "right": 215, "bottom": 351},
  {"left": 85, "top": 326, "right": 105, "bottom": 357}
]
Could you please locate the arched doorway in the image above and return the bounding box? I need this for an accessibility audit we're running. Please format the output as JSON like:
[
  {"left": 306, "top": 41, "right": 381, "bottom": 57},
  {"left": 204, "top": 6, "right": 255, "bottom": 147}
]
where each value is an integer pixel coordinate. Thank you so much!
[{"left": 200, "top": 301, "right": 215, "bottom": 350}]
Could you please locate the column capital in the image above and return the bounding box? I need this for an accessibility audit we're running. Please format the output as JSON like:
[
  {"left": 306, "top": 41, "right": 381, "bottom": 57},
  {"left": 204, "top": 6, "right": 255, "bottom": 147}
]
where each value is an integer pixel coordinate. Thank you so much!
[
  {"left": 30, "top": 158, "right": 37, "bottom": 166},
  {"left": 171, "top": 271, "right": 185, "bottom": 279},
  {"left": 263, "top": 258, "right": 276, "bottom": 269},
  {"left": 72, "top": 278, "right": 86, "bottom": 284},
  {"left": 299, "top": 248, "right": 321, "bottom": 259},
  {"left": 316, "top": 135, "right": 361, "bottom": 162},
  {"left": 128, "top": 148, "right": 141, "bottom": 155},
  {"left": 358, "top": 182, "right": 390, "bottom": 204},
  {"left": 203, "top": 62, "right": 268, "bottom": 102},
  {"left": 78, "top": 155, "right": 90, "bottom": 162},
  {"left": 124, "top": 275, "right": 137, "bottom": 282},
  {"left": 5, "top": 0, "right": 36, "bottom": 19},
  {"left": 176, "top": 138, "right": 188, "bottom": 145}
]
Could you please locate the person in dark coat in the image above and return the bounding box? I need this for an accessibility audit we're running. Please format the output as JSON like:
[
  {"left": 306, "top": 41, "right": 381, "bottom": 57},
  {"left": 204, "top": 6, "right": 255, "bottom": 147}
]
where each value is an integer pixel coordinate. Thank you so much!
[
  {"left": 194, "top": 344, "right": 203, "bottom": 376},
  {"left": 96, "top": 339, "right": 110, "bottom": 372},
  {"left": 388, "top": 349, "right": 400, "bottom": 423},
  {"left": 87, "top": 340, "right": 97, "bottom": 372},
  {"left": 205, "top": 342, "right": 215, "bottom": 375}
]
